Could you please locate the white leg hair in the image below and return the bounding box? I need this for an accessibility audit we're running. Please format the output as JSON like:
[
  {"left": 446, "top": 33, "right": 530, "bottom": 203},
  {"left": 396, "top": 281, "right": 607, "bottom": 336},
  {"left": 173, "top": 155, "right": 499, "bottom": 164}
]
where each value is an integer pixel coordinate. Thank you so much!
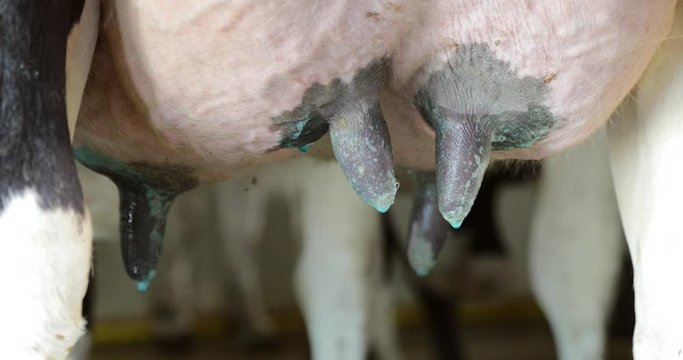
[
  {"left": 0, "top": 191, "right": 92, "bottom": 359},
  {"left": 530, "top": 129, "right": 623, "bottom": 360},
  {"left": 294, "top": 160, "right": 383, "bottom": 360},
  {"left": 608, "top": 5, "right": 683, "bottom": 358}
]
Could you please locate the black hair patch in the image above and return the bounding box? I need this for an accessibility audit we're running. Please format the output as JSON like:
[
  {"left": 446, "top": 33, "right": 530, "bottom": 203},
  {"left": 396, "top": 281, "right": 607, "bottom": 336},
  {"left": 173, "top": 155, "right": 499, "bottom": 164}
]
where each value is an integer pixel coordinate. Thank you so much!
[{"left": 0, "top": 0, "right": 86, "bottom": 213}]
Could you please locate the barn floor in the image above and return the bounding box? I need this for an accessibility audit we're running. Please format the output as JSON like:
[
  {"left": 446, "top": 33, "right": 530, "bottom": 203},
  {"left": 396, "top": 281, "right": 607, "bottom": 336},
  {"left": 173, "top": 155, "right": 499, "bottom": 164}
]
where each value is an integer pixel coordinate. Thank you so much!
[{"left": 91, "top": 323, "right": 633, "bottom": 360}]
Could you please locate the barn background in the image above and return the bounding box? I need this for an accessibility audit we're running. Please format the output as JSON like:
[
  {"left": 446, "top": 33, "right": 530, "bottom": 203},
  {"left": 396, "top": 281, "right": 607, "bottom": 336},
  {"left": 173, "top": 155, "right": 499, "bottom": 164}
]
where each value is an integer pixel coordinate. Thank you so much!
[{"left": 79, "top": 163, "right": 635, "bottom": 360}]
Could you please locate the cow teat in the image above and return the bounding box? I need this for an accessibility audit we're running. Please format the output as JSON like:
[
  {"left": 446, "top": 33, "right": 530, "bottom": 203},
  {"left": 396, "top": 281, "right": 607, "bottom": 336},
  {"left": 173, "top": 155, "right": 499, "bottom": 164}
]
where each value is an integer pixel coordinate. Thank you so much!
[
  {"left": 273, "top": 59, "right": 399, "bottom": 212},
  {"left": 406, "top": 171, "right": 450, "bottom": 276},
  {"left": 415, "top": 43, "right": 557, "bottom": 227},
  {"left": 74, "top": 147, "right": 197, "bottom": 290}
]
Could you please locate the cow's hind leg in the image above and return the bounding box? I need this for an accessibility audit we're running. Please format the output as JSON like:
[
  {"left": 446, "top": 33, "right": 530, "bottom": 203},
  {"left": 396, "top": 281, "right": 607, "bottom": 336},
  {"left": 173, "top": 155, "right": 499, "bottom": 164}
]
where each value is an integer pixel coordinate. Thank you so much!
[
  {"left": 608, "top": 7, "right": 683, "bottom": 358},
  {"left": 0, "top": 1, "right": 96, "bottom": 358},
  {"left": 295, "top": 160, "right": 381, "bottom": 360},
  {"left": 529, "top": 129, "right": 623, "bottom": 360}
]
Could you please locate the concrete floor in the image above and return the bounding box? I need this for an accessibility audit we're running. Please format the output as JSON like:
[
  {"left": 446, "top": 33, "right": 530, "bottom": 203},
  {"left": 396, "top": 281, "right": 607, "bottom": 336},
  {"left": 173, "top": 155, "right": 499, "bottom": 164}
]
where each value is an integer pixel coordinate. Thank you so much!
[{"left": 91, "top": 324, "right": 633, "bottom": 360}]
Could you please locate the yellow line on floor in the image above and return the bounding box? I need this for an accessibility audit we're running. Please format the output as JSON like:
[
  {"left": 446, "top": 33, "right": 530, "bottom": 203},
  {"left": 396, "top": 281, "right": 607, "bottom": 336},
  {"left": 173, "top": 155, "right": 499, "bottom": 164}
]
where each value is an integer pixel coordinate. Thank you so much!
[{"left": 93, "top": 296, "right": 545, "bottom": 345}]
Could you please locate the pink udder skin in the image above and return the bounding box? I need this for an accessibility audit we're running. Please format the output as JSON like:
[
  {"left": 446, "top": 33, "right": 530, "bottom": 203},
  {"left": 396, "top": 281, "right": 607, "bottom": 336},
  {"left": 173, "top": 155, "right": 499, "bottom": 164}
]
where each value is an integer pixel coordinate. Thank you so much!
[{"left": 75, "top": 0, "right": 675, "bottom": 182}]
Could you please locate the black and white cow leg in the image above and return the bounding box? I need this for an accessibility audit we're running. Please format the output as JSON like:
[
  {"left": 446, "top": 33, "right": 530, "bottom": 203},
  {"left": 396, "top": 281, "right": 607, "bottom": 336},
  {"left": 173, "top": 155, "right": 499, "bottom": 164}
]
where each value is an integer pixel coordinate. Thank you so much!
[
  {"left": 68, "top": 271, "right": 96, "bottom": 360},
  {"left": 608, "top": 8, "right": 683, "bottom": 358},
  {"left": 0, "top": 0, "right": 98, "bottom": 358},
  {"left": 529, "top": 129, "right": 623, "bottom": 360},
  {"left": 295, "top": 160, "right": 384, "bottom": 360}
]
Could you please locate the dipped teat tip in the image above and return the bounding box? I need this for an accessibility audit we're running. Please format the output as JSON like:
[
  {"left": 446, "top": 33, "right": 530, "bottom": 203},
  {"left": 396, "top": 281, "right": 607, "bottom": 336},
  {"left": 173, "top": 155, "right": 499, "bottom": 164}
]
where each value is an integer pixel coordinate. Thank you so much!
[
  {"left": 439, "top": 197, "right": 478, "bottom": 229},
  {"left": 135, "top": 270, "right": 157, "bottom": 293},
  {"left": 368, "top": 182, "right": 398, "bottom": 213},
  {"left": 298, "top": 144, "right": 313, "bottom": 153},
  {"left": 441, "top": 211, "right": 464, "bottom": 229}
]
